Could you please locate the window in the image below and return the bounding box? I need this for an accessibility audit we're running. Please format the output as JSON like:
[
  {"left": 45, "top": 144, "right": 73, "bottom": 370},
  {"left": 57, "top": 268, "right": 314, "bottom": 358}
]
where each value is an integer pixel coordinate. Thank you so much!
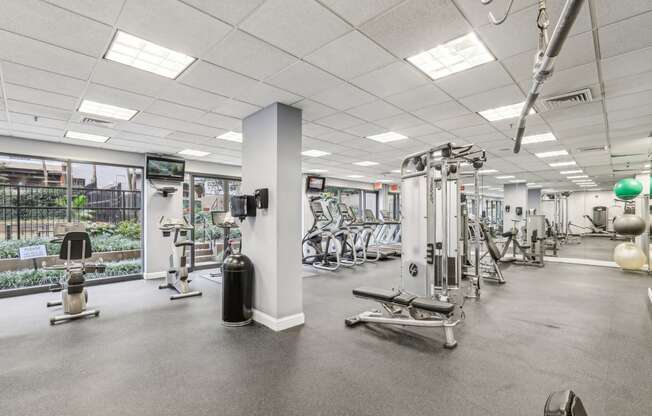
[{"left": 0, "top": 155, "right": 143, "bottom": 294}]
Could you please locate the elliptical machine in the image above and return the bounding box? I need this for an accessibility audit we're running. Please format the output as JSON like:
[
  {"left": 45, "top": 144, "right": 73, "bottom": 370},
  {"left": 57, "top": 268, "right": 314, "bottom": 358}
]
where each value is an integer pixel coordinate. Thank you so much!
[
  {"left": 45, "top": 224, "right": 103, "bottom": 325},
  {"left": 158, "top": 216, "right": 202, "bottom": 300}
]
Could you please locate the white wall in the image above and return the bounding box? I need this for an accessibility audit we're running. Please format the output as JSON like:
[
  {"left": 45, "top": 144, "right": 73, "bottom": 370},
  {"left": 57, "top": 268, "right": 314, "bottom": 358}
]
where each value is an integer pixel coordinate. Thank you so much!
[
  {"left": 504, "top": 183, "right": 528, "bottom": 227},
  {"left": 0, "top": 135, "right": 241, "bottom": 177},
  {"left": 143, "top": 181, "right": 183, "bottom": 278}
]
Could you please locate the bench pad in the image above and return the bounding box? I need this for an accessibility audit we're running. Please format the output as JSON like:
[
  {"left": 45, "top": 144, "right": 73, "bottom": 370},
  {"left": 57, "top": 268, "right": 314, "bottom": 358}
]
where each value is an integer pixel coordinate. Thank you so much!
[
  {"left": 352, "top": 287, "right": 398, "bottom": 302},
  {"left": 410, "top": 297, "right": 455, "bottom": 314}
]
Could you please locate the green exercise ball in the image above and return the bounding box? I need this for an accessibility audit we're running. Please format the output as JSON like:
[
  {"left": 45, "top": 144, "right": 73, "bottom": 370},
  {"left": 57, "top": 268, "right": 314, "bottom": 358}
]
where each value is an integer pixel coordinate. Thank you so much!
[
  {"left": 613, "top": 178, "right": 643, "bottom": 200},
  {"left": 613, "top": 214, "right": 647, "bottom": 236},
  {"left": 614, "top": 242, "right": 646, "bottom": 270}
]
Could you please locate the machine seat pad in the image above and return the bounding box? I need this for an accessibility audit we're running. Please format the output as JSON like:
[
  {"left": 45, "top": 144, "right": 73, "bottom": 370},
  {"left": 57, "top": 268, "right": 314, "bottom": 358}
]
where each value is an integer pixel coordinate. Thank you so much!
[
  {"left": 393, "top": 292, "right": 417, "bottom": 305},
  {"left": 410, "top": 297, "right": 455, "bottom": 314},
  {"left": 174, "top": 241, "right": 195, "bottom": 247},
  {"left": 502, "top": 231, "right": 513, "bottom": 238},
  {"left": 352, "top": 287, "right": 398, "bottom": 302}
]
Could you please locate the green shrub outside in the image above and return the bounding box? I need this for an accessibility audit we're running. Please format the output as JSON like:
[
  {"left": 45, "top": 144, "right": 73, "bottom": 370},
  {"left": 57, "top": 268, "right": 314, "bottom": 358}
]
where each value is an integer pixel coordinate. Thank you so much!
[{"left": 0, "top": 260, "right": 142, "bottom": 290}]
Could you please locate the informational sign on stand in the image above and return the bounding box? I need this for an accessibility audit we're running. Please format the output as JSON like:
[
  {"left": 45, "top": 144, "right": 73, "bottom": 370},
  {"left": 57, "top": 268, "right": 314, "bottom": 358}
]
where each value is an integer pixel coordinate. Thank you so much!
[{"left": 19, "top": 245, "right": 47, "bottom": 260}]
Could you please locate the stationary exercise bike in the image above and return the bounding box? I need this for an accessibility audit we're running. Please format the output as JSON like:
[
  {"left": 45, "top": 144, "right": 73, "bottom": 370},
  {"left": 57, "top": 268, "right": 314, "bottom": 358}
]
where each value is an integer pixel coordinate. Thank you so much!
[
  {"left": 158, "top": 216, "right": 202, "bottom": 300},
  {"left": 45, "top": 226, "right": 104, "bottom": 325}
]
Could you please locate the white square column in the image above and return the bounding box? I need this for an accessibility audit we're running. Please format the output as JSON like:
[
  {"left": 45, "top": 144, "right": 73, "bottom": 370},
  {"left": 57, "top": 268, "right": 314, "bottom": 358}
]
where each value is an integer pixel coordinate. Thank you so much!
[{"left": 241, "top": 103, "right": 304, "bottom": 331}]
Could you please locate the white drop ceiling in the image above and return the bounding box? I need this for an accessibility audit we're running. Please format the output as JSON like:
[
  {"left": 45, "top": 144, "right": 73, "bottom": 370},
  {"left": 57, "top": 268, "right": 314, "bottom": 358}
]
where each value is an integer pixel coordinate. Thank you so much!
[{"left": 0, "top": 0, "right": 650, "bottom": 191}]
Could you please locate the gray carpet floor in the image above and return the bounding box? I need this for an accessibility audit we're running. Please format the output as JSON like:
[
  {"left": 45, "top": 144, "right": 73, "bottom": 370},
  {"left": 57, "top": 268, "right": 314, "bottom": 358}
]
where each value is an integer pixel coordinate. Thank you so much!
[{"left": 0, "top": 260, "right": 651, "bottom": 416}]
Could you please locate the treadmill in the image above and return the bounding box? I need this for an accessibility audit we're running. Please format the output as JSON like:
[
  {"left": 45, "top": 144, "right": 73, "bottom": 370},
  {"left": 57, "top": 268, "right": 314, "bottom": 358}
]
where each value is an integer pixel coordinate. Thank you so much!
[
  {"left": 377, "top": 209, "right": 401, "bottom": 256},
  {"left": 365, "top": 209, "right": 400, "bottom": 257}
]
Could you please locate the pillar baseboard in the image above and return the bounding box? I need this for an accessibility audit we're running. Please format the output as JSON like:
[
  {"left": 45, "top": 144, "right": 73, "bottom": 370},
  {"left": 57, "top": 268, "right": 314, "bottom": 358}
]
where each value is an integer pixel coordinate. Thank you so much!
[
  {"left": 143, "top": 271, "right": 166, "bottom": 280},
  {"left": 253, "top": 309, "right": 305, "bottom": 331}
]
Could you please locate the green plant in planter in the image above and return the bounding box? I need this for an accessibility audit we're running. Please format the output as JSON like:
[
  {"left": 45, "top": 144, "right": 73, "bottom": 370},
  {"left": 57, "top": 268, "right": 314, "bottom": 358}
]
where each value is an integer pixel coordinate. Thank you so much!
[{"left": 115, "top": 220, "right": 141, "bottom": 240}]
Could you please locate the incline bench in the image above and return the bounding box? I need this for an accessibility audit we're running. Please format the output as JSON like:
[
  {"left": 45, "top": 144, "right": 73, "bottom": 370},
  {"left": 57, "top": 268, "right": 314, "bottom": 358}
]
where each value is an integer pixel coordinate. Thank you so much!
[{"left": 345, "top": 286, "right": 459, "bottom": 349}]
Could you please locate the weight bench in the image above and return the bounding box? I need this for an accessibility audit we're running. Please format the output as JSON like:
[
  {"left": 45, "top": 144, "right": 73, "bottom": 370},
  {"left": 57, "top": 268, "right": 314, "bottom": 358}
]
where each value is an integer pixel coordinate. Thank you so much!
[
  {"left": 479, "top": 223, "right": 506, "bottom": 284},
  {"left": 544, "top": 390, "right": 588, "bottom": 416},
  {"left": 345, "top": 286, "right": 459, "bottom": 349}
]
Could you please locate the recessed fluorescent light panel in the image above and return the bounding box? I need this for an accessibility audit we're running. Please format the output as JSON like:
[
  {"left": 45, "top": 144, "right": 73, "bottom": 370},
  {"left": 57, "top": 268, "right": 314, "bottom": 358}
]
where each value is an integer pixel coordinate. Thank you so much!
[
  {"left": 509, "top": 179, "right": 526, "bottom": 183},
  {"left": 217, "top": 131, "right": 242, "bottom": 143},
  {"left": 535, "top": 150, "right": 569, "bottom": 158},
  {"left": 479, "top": 101, "right": 535, "bottom": 122},
  {"left": 178, "top": 149, "right": 210, "bottom": 157},
  {"left": 527, "top": 183, "right": 541, "bottom": 187},
  {"left": 78, "top": 99, "right": 138, "bottom": 120},
  {"left": 366, "top": 132, "right": 408, "bottom": 143},
  {"left": 306, "top": 169, "right": 328, "bottom": 173},
  {"left": 391, "top": 169, "right": 401, "bottom": 173},
  {"left": 348, "top": 175, "right": 364, "bottom": 178},
  {"left": 406, "top": 33, "right": 494, "bottom": 80},
  {"left": 567, "top": 175, "right": 588, "bottom": 179},
  {"left": 521, "top": 132, "right": 557, "bottom": 145},
  {"left": 495, "top": 175, "right": 515, "bottom": 179},
  {"left": 353, "top": 161, "right": 379, "bottom": 167},
  {"left": 478, "top": 169, "right": 498, "bottom": 174},
  {"left": 302, "top": 149, "right": 331, "bottom": 157},
  {"left": 376, "top": 179, "right": 393, "bottom": 183},
  {"left": 105, "top": 31, "right": 196, "bottom": 79},
  {"left": 561, "top": 170, "right": 582, "bottom": 174},
  {"left": 64, "top": 131, "right": 109, "bottom": 143},
  {"left": 549, "top": 161, "right": 576, "bottom": 167}
]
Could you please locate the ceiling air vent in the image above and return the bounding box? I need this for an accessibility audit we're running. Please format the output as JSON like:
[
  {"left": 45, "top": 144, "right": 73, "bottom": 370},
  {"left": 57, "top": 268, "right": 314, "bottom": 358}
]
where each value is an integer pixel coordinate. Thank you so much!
[
  {"left": 576, "top": 145, "right": 607, "bottom": 153},
  {"left": 536, "top": 88, "right": 593, "bottom": 112},
  {"left": 81, "top": 117, "right": 115, "bottom": 128}
]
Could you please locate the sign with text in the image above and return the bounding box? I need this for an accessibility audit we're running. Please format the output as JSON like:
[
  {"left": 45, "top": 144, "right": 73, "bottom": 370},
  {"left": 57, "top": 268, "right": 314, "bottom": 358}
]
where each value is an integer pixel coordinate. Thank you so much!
[{"left": 19, "top": 245, "right": 47, "bottom": 260}]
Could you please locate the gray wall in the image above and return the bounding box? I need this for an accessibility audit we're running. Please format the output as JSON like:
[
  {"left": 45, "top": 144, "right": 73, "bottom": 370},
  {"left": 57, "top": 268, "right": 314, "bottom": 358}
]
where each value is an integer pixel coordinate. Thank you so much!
[{"left": 527, "top": 188, "right": 541, "bottom": 213}]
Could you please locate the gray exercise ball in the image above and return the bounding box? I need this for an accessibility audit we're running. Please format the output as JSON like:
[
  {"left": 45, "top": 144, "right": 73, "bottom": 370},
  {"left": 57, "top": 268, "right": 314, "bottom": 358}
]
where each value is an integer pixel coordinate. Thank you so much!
[{"left": 613, "top": 214, "right": 646, "bottom": 236}]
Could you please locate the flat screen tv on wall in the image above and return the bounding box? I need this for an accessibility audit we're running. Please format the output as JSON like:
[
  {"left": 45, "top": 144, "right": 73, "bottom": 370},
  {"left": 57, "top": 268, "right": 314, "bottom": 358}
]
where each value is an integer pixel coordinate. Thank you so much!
[
  {"left": 306, "top": 176, "right": 326, "bottom": 192},
  {"left": 146, "top": 156, "right": 185, "bottom": 182}
]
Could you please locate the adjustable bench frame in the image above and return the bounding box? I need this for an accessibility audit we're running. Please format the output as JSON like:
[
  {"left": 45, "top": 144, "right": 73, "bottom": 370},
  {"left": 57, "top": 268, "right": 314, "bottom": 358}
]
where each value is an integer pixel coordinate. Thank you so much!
[{"left": 345, "top": 290, "right": 459, "bottom": 349}]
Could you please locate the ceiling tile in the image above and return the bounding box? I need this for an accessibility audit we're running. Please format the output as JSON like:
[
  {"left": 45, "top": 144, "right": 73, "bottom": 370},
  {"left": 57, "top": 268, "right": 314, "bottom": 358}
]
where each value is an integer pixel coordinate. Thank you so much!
[
  {"left": 598, "top": 10, "right": 652, "bottom": 58},
  {"left": 346, "top": 100, "right": 403, "bottom": 122},
  {"left": 360, "top": 0, "right": 470, "bottom": 58},
  {"left": 0, "top": 30, "right": 96, "bottom": 79},
  {"left": 310, "top": 83, "right": 376, "bottom": 110},
  {"left": 0, "top": 0, "right": 113, "bottom": 57},
  {"left": 604, "top": 70, "right": 652, "bottom": 99},
  {"left": 4, "top": 83, "right": 78, "bottom": 110},
  {"left": 319, "top": 0, "right": 404, "bottom": 26},
  {"left": 202, "top": 30, "right": 297, "bottom": 80},
  {"left": 375, "top": 112, "right": 423, "bottom": 129},
  {"left": 413, "top": 100, "right": 469, "bottom": 123},
  {"left": 44, "top": 0, "right": 125, "bottom": 25},
  {"left": 1, "top": 62, "right": 87, "bottom": 98},
  {"left": 517, "top": 63, "right": 598, "bottom": 97},
  {"left": 394, "top": 123, "right": 441, "bottom": 137},
  {"left": 293, "top": 99, "right": 338, "bottom": 121},
  {"left": 452, "top": 0, "right": 537, "bottom": 28},
  {"left": 234, "top": 82, "right": 301, "bottom": 107},
  {"left": 265, "top": 61, "right": 341, "bottom": 96},
  {"left": 159, "top": 84, "right": 228, "bottom": 111},
  {"left": 181, "top": 0, "right": 266, "bottom": 25},
  {"left": 239, "top": 0, "right": 350, "bottom": 57},
  {"left": 304, "top": 30, "right": 396, "bottom": 80},
  {"left": 6, "top": 99, "right": 72, "bottom": 121},
  {"left": 9, "top": 112, "right": 68, "bottom": 130},
  {"left": 435, "top": 113, "right": 487, "bottom": 131},
  {"left": 85, "top": 83, "right": 155, "bottom": 111},
  {"left": 606, "top": 90, "right": 652, "bottom": 112},
  {"left": 211, "top": 98, "right": 260, "bottom": 119},
  {"left": 314, "top": 112, "right": 366, "bottom": 130},
  {"left": 435, "top": 61, "right": 513, "bottom": 99},
  {"left": 91, "top": 60, "right": 173, "bottom": 98},
  {"left": 351, "top": 62, "right": 428, "bottom": 97},
  {"left": 384, "top": 84, "right": 450, "bottom": 111},
  {"left": 458, "top": 84, "right": 524, "bottom": 112},
  {"left": 477, "top": 1, "right": 591, "bottom": 60},
  {"left": 502, "top": 31, "right": 595, "bottom": 81},
  {"left": 318, "top": 130, "right": 359, "bottom": 144},
  {"left": 119, "top": 0, "right": 232, "bottom": 57},
  {"left": 180, "top": 61, "right": 260, "bottom": 98},
  {"left": 595, "top": 1, "right": 652, "bottom": 27},
  {"left": 198, "top": 112, "right": 242, "bottom": 131},
  {"left": 344, "top": 123, "right": 386, "bottom": 137},
  {"left": 601, "top": 46, "right": 652, "bottom": 82},
  {"left": 147, "top": 100, "right": 207, "bottom": 122},
  {"left": 115, "top": 122, "right": 173, "bottom": 138}
]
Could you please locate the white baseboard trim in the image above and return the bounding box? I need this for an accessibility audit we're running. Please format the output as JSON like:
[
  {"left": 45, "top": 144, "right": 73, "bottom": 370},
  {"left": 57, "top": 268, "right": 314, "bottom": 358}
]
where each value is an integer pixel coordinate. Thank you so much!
[
  {"left": 253, "top": 309, "right": 305, "bottom": 331},
  {"left": 544, "top": 256, "right": 620, "bottom": 268},
  {"left": 143, "top": 271, "right": 166, "bottom": 280}
]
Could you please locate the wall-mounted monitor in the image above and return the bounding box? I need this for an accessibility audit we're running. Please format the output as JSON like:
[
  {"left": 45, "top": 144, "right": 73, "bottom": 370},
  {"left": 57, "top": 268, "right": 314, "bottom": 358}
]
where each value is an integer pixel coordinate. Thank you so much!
[
  {"left": 146, "top": 155, "right": 185, "bottom": 182},
  {"left": 306, "top": 176, "right": 325, "bottom": 192}
]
